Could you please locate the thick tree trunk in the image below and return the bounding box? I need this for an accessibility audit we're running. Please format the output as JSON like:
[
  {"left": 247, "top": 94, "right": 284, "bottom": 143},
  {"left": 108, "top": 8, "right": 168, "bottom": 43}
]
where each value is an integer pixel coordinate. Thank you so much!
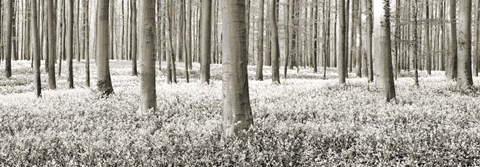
[
  {"left": 96, "top": 0, "right": 114, "bottom": 96},
  {"left": 373, "top": 0, "right": 396, "bottom": 101},
  {"left": 220, "top": 0, "right": 254, "bottom": 137},
  {"left": 413, "top": 0, "right": 419, "bottom": 87},
  {"left": 256, "top": 0, "right": 264, "bottom": 81},
  {"left": 200, "top": 0, "right": 212, "bottom": 84},
  {"left": 367, "top": 0, "right": 374, "bottom": 82},
  {"left": 139, "top": 0, "right": 157, "bottom": 113},
  {"left": 456, "top": 0, "right": 473, "bottom": 89},
  {"left": 67, "top": 0, "right": 74, "bottom": 89},
  {"left": 426, "top": 1, "right": 431, "bottom": 75},
  {"left": 270, "top": 0, "right": 280, "bottom": 84}
]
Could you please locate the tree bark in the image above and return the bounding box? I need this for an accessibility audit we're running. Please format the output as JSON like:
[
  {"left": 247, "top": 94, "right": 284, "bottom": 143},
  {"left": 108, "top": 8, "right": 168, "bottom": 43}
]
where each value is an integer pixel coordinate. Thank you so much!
[
  {"left": 456, "top": 0, "right": 473, "bottom": 89},
  {"left": 97, "top": 0, "right": 114, "bottom": 96},
  {"left": 200, "top": 0, "right": 212, "bottom": 84},
  {"left": 256, "top": 0, "right": 264, "bottom": 81},
  {"left": 139, "top": 0, "right": 157, "bottom": 113},
  {"left": 448, "top": 0, "right": 458, "bottom": 80},
  {"left": 47, "top": 0, "right": 57, "bottom": 89},
  {"left": 131, "top": 0, "right": 138, "bottom": 76},
  {"left": 4, "top": 0, "right": 12, "bottom": 78},
  {"left": 270, "top": 0, "right": 280, "bottom": 84},
  {"left": 67, "top": 0, "right": 74, "bottom": 89},
  {"left": 373, "top": 0, "right": 396, "bottom": 101},
  {"left": 337, "top": 0, "right": 346, "bottom": 84},
  {"left": 32, "top": 0, "right": 41, "bottom": 97},
  {"left": 220, "top": 0, "right": 254, "bottom": 137}
]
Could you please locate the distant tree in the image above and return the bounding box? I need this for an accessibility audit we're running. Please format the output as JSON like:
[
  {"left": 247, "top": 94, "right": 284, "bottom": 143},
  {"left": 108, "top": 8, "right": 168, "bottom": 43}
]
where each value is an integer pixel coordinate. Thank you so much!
[
  {"left": 373, "top": 0, "right": 396, "bottom": 101},
  {"left": 47, "top": 0, "right": 56, "bottom": 89},
  {"left": 32, "top": 0, "right": 41, "bottom": 97},
  {"left": 337, "top": 0, "right": 346, "bottom": 84},
  {"left": 256, "top": 0, "right": 265, "bottom": 81},
  {"left": 456, "top": 0, "right": 473, "bottom": 89},
  {"left": 139, "top": 0, "right": 157, "bottom": 113},
  {"left": 5, "top": 0, "right": 12, "bottom": 78},
  {"left": 220, "top": 0, "right": 254, "bottom": 137},
  {"left": 413, "top": 0, "right": 420, "bottom": 87},
  {"left": 270, "top": 0, "right": 280, "bottom": 84},
  {"left": 67, "top": 0, "right": 74, "bottom": 89},
  {"left": 96, "top": 0, "right": 114, "bottom": 96},
  {"left": 200, "top": 0, "right": 212, "bottom": 84}
]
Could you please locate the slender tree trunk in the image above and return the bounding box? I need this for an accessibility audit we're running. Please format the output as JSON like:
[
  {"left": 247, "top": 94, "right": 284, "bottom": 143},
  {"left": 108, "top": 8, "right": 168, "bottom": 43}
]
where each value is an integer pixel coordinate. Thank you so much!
[
  {"left": 448, "top": 0, "right": 458, "bottom": 80},
  {"left": 97, "top": 0, "right": 114, "bottom": 96},
  {"left": 456, "top": 0, "right": 473, "bottom": 89},
  {"left": 220, "top": 0, "right": 254, "bottom": 137},
  {"left": 256, "top": 0, "right": 264, "bottom": 81},
  {"left": 5, "top": 0, "right": 12, "bottom": 78},
  {"left": 367, "top": 0, "right": 374, "bottom": 82},
  {"left": 337, "top": 0, "right": 346, "bottom": 84},
  {"left": 32, "top": 0, "right": 41, "bottom": 97},
  {"left": 67, "top": 0, "right": 74, "bottom": 89},
  {"left": 270, "top": 0, "right": 280, "bottom": 84},
  {"left": 200, "top": 0, "right": 212, "bottom": 84},
  {"left": 131, "top": 0, "right": 138, "bottom": 76},
  {"left": 139, "top": 0, "right": 157, "bottom": 113},
  {"left": 426, "top": 0, "right": 432, "bottom": 75},
  {"left": 413, "top": 0, "right": 419, "bottom": 87},
  {"left": 47, "top": 0, "right": 57, "bottom": 89},
  {"left": 84, "top": 0, "right": 90, "bottom": 87}
]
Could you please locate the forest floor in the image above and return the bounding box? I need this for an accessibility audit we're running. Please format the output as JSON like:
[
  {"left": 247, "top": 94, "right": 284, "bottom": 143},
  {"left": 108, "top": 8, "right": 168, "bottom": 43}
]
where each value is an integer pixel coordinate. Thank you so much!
[{"left": 1, "top": 61, "right": 480, "bottom": 166}]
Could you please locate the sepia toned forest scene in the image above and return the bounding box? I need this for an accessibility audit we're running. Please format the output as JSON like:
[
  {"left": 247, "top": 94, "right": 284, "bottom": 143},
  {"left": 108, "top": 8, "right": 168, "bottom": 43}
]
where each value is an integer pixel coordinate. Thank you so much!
[{"left": 1, "top": 0, "right": 480, "bottom": 166}]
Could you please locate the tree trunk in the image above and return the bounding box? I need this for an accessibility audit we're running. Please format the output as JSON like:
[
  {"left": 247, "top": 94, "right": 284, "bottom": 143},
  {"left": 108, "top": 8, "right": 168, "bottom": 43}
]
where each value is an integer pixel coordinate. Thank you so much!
[
  {"left": 84, "top": 0, "right": 90, "bottom": 87},
  {"left": 456, "top": 0, "right": 473, "bottom": 89},
  {"left": 413, "top": 0, "right": 419, "bottom": 87},
  {"left": 256, "top": 0, "right": 264, "bottom": 81},
  {"left": 131, "top": 0, "right": 138, "bottom": 76},
  {"left": 373, "top": 0, "right": 396, "bottom": 101},
  {"left": 337, "top": 0, "right": 346, "bottom": 84},
  {"left": 5, "top": 0, "right": 12, "bottom": 78},
  {"left": 200, "top": 0, "right": 212, "bottom": 84},
  {"left": 220, "top": 0, "right": 254, "bottom": 137},
  {"left": 270, "top": 0, "right": 280, "bottom": 84},
  {"left": 97, "top": 0, "right": 114, "bottom": 96},
  {"left": 367, "top": 0, "right": 373, "bottom": 82},
  {"left": 47, "top": 0, "right": 57, "bottom": 89},
  {"left": 448, "top": 0, "right": 458, "bottom": 80},
  {"left": 139, "top": 0, "right": 157, "bottom": 113},
  {"left": 67, "top": 0, "right": 74, "bottom": 89},
  {"left": 426, "top": 0, "right": 431, "bottom": 75},
  {"left": 32, "top": 0, "right": 41, "bottom": 97}
]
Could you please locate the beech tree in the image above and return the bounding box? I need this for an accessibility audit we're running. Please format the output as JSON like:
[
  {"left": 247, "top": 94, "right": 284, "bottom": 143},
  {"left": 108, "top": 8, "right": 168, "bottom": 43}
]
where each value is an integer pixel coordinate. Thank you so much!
[
  {"left": 47, "top": 0, "right": 56, "bottom": 89},
  {"left": 32, "top": 0, "right": 41, "bottom": 97},
  {"left": 67, "top": 0, "right": 74, "bottom": 89},
  {"left": 97, "top": 0, "right": 114, "bottom": 96},
  {"left": 456, "top": 0, "right": 473, "bottom": 89},
  {"left": 337, "top": 0, "right": 347, "bottom": 84},
  {"left": 5, "top": 0, "right": 12, "bottom": 78},
  {"left": 373, "top": 0, "right": 395, "bottom": 101},
  {"left": 220, "top": 0, "right": 254, "bottom": 137},
  {"left": 270, "top": 0, "right": 280, "bottom": 84},
  {"left": 200, "top": 0, "right": 212, "bottom": 84},
  {"left": 256, "top": 0, "right": 265, "bottom": 81},
  {"left": 448, "top": 0, "right": 458, "bottom": 80},
  {"left": 139, "top": 0, "right": 157, "bottom": 113}
]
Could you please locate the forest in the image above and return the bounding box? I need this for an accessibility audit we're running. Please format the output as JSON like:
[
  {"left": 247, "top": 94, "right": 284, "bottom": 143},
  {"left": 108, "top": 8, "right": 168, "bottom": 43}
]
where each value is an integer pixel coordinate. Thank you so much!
[{"left": 1, "top": 0, "right": 480, "bottom": 166}]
